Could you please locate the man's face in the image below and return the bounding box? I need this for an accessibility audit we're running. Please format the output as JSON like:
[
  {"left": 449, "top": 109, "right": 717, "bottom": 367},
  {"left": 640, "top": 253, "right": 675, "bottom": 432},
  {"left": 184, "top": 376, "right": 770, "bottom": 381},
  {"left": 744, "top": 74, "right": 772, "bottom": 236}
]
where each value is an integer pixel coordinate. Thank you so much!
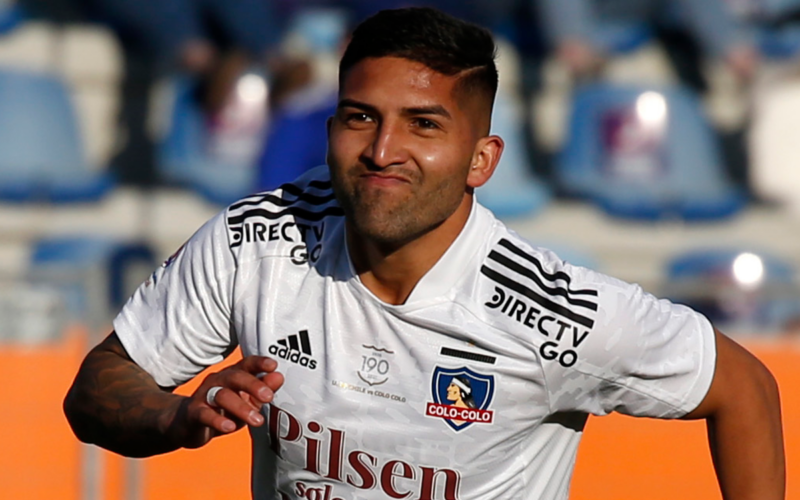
[
  {"left": 327, "top": 56, "right": 487, "bottom": 247},
  {"left": 447, "top": 382, "right": 460, "bottom": 402}
]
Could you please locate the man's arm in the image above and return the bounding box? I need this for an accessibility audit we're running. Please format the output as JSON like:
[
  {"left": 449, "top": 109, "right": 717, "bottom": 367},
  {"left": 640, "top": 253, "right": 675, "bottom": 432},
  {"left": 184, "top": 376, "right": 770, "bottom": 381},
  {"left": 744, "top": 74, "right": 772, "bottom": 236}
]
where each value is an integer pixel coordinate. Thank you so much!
[
  {"left": 683, "top": 329, "right": 785, "bottom": 500},
  {"left": 63, "top": 332, "right": 284, "bottom": 458}
]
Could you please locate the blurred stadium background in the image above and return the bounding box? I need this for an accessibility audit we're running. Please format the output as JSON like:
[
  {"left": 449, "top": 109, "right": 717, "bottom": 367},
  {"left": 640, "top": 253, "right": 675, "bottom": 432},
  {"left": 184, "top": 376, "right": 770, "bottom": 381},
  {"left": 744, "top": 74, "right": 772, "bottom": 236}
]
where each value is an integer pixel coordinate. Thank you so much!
[{"left": 1, "top": 0, "right": 799, "bottom": 498}]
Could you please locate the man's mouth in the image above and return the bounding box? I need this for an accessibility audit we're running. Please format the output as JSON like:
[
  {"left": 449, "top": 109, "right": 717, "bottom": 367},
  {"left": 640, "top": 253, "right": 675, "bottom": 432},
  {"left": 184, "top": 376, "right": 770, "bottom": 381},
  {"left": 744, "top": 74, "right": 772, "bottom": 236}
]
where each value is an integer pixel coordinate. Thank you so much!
[{"left": 360, "top": 172, "right": 412, "bottom": 185}]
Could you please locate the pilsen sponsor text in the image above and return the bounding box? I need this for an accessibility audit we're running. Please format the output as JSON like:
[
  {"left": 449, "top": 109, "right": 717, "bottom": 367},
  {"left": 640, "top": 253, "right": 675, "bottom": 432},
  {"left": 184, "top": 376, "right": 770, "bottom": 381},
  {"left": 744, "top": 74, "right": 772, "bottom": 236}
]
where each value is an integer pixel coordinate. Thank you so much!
[{"left": 268, "top": 404, "right": 463, "bottom": 500}]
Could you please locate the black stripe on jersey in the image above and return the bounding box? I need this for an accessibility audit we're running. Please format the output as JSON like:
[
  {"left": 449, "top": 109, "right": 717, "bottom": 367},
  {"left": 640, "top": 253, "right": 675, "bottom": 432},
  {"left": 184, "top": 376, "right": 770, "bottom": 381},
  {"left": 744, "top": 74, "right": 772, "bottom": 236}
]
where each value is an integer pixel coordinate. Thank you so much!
[
  {"left": 440, "top": 347, "right": 496, "bottom": 365},
  {"left": 497, "top": 239, "right": 598, "bottom": 297},
  {"left": 481, "top": 265, "right": 595, "bottom": 328},
  {"left": 299, "top": 330, "right": 312, "bottom": 355},
  {"left": 227, "top": 205, "right": 344, "bottom": 226},
  {"left": 275, "top": 333, "right": 313, "bottom": 355},
  {"left": 488, "top": 251, "right": 598, "bottom": 312},
  {"left": 228, "top": 183, "right": 337, "bottom": 211}
]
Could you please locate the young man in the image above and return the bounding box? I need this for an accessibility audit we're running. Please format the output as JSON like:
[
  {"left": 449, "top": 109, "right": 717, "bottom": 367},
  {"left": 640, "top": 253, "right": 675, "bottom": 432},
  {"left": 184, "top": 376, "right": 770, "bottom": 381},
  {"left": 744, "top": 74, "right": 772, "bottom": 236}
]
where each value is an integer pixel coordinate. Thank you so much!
[{"left": 64, "top": 7, "right": 784, "bottom": 500}]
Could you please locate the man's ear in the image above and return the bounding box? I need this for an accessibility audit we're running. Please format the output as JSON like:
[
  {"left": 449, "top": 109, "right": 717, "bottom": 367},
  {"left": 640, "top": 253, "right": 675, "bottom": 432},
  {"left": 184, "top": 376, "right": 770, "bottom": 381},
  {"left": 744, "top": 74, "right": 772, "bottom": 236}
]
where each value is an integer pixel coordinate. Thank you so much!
[
  {"left": 466, "top": 135, "right": 504, "bottom": 188},
  {"left": 326, "top": 116, "right": 333, "bottom": 137}
]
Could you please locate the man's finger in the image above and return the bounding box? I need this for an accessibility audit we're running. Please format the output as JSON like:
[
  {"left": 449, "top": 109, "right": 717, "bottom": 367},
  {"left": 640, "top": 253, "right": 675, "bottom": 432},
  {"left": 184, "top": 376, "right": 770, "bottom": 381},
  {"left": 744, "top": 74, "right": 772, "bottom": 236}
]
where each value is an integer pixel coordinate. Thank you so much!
[
  {"left": 239, "top": 391, "right": 262, "bottom": 412},
  {"left": 193, "top": 405, "right": 237, "bottom": 435},
  {"left": 260, "top": 371, "right": 285, "bottom": 393},
  {"left": 213, "top": 369, "right": 276, "bottom": 405},
  {"left": 239, "top": 355, "right": 279, "bottom": 375},
  {"left": 210, "top": 387, "right": 265, "bottom": 427}
]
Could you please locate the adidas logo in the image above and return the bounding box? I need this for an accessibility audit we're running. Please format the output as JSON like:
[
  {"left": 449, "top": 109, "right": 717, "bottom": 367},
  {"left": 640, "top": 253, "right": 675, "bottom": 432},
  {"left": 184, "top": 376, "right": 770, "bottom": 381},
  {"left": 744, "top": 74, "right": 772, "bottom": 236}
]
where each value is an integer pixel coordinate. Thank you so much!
[{"left": 269, "top": 330, "right": 317, "bottom": 370}]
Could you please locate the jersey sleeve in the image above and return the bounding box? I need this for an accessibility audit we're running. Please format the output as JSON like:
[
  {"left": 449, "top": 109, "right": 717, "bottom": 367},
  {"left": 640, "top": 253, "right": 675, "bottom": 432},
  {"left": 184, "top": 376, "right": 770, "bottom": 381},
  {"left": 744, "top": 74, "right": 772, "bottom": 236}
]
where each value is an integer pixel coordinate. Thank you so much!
[
  {"left": 542, "top": 268, "right": 717, "bottom": 419},
  {"left": 113, "top": 211, "right": 238, "bottom": 388}
]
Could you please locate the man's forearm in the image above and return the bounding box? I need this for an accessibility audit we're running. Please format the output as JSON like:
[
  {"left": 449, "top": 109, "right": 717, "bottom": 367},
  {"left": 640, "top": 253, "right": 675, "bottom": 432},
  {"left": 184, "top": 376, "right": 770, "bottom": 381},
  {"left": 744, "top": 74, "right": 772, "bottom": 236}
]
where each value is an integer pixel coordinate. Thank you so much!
[
  {"left": 63, "top": 334, "right": 188, "bottom": 457},
  {"left": 685, "top": 330, "right": 785, "bottom": 499},
  {"left": 707, "top": 361, "right": 784, "bottom": 499}
]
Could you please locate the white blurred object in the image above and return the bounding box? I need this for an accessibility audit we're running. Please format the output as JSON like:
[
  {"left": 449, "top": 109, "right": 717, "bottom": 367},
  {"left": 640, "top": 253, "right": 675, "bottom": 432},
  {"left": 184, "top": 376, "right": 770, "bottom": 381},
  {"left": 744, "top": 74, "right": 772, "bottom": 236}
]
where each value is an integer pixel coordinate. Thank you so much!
[
  {"left": 750, "top": 60, "right": 800, "bottom": 214},
  {"left": 533, "top": 43, "right": 675, "bottom": 152},
  {"left": 733, "top": 252, "right": 765, "bottom": 288},
  {"left": 636, "top": 90, "right": 668, "bottom": 128},
  {"left": 60, "top": 25, "right": 122, "bottom": 169},
  {"left": 603, "top": 44, "right": 675, "bottom": 85},
  {"left": 532, "top": 57, "right": 572, "bottom": 152},
  {"left": 207, "top": 71, "right": 270, "bottom": 166},
  {"left": 282, "top": 7, "right": 348, "bottom": 91},
  {"left": 59, "top": 25, "right": 122, "bottom": 85},
  {"left": 703, "top": 59, "right": 750, "bottom": 132},
  {"left": 70, "top": 87, "right": 119, "bottom": 169},
  {"left": 0, "top": 21, "right": 56, "bottom": 72},
  {"left": 496, "top": 37, "right": 521, "bottom": 95},
  {"left": 237, "top": 73, "right": 267, "bottom": 104}
]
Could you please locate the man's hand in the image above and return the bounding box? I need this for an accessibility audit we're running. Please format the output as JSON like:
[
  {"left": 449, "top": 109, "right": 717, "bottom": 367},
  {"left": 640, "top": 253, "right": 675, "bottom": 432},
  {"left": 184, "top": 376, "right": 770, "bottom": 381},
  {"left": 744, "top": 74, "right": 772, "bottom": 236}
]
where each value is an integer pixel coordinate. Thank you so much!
[
  {"left": 64, "top": 332, "right": 284, "bottom": 458},
  {"left": 170, "top": 356, "right": 285, "bottom": 449}
]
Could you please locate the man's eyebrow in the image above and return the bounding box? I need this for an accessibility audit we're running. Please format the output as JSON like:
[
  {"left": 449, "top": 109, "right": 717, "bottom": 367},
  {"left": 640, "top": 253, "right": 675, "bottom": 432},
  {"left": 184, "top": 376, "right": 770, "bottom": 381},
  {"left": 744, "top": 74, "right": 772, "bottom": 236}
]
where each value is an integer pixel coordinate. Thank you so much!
[
  {"left": 336, "top": 100, "right": 452, "bottom": 120},
  {"left": 402, "top": 105, "right": 452, "bottom": 120},
  {"left": 337, "top": 99, "right": 378, "bottom": 114}
]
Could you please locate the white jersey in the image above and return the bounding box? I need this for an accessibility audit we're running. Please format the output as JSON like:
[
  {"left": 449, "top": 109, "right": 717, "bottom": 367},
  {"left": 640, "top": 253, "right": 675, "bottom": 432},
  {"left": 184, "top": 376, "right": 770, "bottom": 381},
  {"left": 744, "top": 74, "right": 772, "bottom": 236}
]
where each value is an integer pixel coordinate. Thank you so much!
[{"left": 115, "top": 166, "right": 716, "bottom": 500}]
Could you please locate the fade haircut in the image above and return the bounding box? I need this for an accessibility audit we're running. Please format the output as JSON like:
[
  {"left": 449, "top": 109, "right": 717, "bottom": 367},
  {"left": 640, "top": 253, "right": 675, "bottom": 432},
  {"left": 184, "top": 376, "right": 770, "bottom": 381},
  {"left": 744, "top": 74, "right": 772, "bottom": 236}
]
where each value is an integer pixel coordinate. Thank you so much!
[{"left": 339, "top": 7, "right": 498, "bottom": 114}]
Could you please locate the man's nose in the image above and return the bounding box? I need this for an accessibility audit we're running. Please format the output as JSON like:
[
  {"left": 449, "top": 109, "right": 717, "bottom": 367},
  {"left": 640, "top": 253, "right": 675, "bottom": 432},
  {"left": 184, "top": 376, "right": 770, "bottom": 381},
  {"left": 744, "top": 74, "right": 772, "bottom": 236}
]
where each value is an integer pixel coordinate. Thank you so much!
[{"left": 363, "top": 122, "right": 408, "bottom": 168}]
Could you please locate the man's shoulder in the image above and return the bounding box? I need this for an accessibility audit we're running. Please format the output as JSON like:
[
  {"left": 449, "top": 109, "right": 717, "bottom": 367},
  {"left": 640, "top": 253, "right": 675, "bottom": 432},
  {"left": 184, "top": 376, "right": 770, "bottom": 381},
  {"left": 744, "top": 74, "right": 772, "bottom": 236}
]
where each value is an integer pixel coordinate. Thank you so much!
[
  {"left": 223, "top": 166, "right": 345, "bottom": 259},
  {"left": 471, "top": 211, "right": 593, "bottom": 291},
  {"left": 471, "top": 209, "right": 622, "bottom": 300},
  {"left": 466, "top": 213, "right": 604, "bottom": 340}
]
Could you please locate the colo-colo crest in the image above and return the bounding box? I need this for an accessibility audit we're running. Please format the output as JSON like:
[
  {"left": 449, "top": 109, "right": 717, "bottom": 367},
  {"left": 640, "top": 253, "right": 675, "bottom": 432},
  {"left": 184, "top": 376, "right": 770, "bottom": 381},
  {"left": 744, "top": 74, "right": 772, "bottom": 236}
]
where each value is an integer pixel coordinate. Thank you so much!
[{"left": 426, "top": 366, "right": 495, "bottom": 431}]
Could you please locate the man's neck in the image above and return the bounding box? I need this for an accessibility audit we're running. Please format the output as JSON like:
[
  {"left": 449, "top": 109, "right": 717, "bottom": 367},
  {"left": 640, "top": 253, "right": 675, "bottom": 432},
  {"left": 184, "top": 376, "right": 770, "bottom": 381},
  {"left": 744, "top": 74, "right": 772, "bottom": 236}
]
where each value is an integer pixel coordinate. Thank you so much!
[{"left": 347, "top": 196, "right": 473, "bottom": 305}]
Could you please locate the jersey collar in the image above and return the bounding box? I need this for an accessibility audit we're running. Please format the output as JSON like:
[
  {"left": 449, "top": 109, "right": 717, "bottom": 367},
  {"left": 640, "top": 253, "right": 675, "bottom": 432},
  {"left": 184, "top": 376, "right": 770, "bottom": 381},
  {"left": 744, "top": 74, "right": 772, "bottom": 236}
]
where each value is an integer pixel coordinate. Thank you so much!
[{"left": 345, "top": 197, "right": 493, "bottom": 307}]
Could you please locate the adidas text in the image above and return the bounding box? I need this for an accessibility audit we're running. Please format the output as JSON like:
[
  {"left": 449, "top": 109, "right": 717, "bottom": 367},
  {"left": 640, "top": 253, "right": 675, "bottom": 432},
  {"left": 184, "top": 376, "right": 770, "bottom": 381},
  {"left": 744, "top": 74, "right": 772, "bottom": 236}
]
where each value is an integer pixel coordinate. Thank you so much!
[{"left": 269, "top": 345, "right": 318, "bottom": 369}]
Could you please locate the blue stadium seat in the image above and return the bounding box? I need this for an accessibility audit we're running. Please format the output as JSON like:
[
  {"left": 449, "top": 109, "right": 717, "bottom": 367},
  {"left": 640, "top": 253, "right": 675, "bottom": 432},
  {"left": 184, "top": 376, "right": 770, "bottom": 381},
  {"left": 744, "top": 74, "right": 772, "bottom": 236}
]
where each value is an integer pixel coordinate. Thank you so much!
[
  {"left": 759, "top": 25, "right": 800, "bottom": 59},
  {"left": 478, "top": 92, "right": 550, "bottom": 218},
  {"left": 288, "top": 6, "right": 349, "bottom": 53},
  {"left": 159, "top": 75, "right": 264, "bottom": 205},
  {"left": 28, "top": 237, "right": 157, "bottom": 326},
  {"left": 591, "top": 21, "right": 654, "bottom": 55},
  {"left": 0, "top": 2, "right": 24, "bottom": 35},
  {"left": 557, "top": 83, "right": 746, "bottom": 220},
  {"left": 0, "top": 70, "right": 114, "bottom": 202},
  {"left": 663, "top": 248, "right": 800, "bottom": 334}
]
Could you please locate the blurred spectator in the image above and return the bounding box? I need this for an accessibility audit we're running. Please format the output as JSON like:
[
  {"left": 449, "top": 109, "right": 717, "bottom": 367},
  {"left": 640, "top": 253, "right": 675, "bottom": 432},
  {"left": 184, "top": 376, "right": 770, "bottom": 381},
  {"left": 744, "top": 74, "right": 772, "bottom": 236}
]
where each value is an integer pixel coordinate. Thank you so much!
[
  {"left": 536, "top": 0, "right": 758, "bottom": 81},
  {"left": 79, "top": 0, "right": 303, "bottom": 187},
  {"left": 256, "top": 91, "right": 336, "bottom": 191},
  {"left": 532, "top": 0, "right": 759, "bottom": 196}
]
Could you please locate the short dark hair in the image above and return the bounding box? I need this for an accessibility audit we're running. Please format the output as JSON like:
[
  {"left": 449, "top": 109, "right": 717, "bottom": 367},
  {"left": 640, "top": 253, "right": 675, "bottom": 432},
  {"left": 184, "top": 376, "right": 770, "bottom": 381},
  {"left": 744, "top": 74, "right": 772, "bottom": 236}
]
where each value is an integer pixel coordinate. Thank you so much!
[{"left": 339, "top": 7, "right": 498, "bottom": 112}]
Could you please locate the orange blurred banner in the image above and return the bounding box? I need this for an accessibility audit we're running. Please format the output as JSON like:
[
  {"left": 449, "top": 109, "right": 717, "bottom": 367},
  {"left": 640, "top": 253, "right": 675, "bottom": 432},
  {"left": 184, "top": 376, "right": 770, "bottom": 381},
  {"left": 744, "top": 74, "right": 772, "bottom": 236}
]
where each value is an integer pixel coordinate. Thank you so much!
[{"left": 2, "top": 335, "right": 796, "bottom": 499}]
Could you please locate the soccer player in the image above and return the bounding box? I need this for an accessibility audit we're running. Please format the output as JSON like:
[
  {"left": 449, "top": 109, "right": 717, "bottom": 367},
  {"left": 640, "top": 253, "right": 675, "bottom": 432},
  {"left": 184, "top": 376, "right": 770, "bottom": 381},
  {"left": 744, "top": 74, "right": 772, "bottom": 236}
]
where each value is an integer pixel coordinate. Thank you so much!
[{"left": 64, "top": 7, "right": 784, "bottom": 500}]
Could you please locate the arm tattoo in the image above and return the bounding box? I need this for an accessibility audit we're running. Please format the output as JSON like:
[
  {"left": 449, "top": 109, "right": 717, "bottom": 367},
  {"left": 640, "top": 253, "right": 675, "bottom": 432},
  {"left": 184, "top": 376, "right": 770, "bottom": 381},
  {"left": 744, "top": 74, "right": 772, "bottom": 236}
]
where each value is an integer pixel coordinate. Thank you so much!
[{"left": 64, "top": 332, "right": 188, "bottom": 457}]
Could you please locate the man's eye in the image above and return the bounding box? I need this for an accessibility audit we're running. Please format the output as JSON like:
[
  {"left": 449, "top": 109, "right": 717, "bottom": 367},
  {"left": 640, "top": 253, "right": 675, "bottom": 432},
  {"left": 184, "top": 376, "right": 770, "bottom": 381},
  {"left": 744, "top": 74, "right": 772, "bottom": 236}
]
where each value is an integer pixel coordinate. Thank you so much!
[
  {"left": 414, "top": 118, "right": 439, "bottom": 130},
  {"left": 346, "top": 113, "right": 372, "bottom": 123}
]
